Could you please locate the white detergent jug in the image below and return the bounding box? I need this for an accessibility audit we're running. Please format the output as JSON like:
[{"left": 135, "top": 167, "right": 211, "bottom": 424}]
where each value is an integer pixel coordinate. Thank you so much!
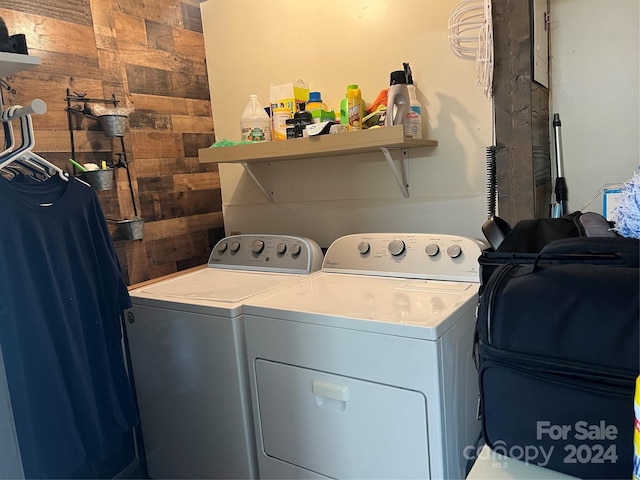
[
  {"left": 385, "top": 70, "right": 409, "bottom": 127},
  {"left": 241, "top": 94, "right": 272, "bottom": 142}
]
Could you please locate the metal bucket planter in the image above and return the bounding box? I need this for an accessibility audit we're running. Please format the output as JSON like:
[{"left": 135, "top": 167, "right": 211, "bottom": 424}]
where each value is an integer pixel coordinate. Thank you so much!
[
  {"left": 117, "top": 218, "right": 144, "bottom": 240},
  {"left": 98, "top": 114, "right": 127, "bottom": 137},
  {"left": 82, "top": 168, "right": 114, "bottom": 190}
]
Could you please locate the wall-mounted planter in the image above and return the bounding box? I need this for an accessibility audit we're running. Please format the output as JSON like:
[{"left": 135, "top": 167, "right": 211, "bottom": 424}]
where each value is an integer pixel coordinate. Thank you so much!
[
  {"left": 82, "top": 168, "right": 114, "bottom": 190},
  {"left": 113, "top": 218, "right": 144, "bottom": 240},
  {"left": 98, "top": 114, "right": 127, "bottom": 137}
]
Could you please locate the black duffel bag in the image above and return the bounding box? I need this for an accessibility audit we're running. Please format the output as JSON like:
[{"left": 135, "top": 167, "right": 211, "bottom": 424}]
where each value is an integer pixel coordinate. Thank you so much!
[{"left": 475, "top": 236, "right": 640, "bottom": 479}]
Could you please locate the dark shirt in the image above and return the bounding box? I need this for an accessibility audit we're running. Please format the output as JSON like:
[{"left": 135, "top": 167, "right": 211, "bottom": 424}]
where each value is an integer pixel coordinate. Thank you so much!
[{"left": 0, "top": 173, "right": 137, "bottom": 478}]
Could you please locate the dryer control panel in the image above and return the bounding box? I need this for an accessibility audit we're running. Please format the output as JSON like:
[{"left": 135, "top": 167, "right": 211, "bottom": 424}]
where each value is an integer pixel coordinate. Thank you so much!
[
  {"left": 322, "top": 233, "right": 487, "bottom": 282},
  {"left": 208, "top": 234, "right": 323, "bottom": 274}
]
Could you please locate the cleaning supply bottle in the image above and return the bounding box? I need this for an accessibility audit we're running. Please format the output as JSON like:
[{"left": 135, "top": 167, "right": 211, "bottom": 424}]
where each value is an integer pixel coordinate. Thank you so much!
[
  {"left": 403, "top": 62, "right": 422, "bottom": 139},
  {"left": 293, "top": 102, "right": 313, "bottom": 137},
  {"left": 634, "top": 375, "right": 640, "bottom": 479},
  {"left": 385, "top": 70, "right": 409, "bottom": 128},
  {"left": 307, "top": 91, "right": 333, "bottom": 124},
  {"left": 346, "top": 84, "right": 362, "bottom": 131},
  {"left": 240, "top": 94, "right": 271, "bottom": 142}
]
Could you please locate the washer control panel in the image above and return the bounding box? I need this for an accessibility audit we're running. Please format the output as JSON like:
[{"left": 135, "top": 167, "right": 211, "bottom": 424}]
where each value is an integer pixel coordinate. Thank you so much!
[
  {"left": 322, "top": 233, "right": 488, "bottom": 282},
  {"left": 208, "top": 235, "right": 323, "bottom": 274}
]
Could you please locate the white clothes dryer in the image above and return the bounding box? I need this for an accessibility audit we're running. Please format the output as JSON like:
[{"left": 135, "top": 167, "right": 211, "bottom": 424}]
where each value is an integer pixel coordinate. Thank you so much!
[
  {"left": 243, "top": 233, "right": 487, "bottom": 480},
  {"left": 124, "top": 234, "right": 323, "bottom": 479}
]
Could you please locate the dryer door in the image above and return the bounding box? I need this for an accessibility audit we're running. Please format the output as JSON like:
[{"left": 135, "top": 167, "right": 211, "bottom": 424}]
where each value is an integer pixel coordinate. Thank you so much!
[{"left": 255, "top": 359, "right": 430, "bottom": 479}]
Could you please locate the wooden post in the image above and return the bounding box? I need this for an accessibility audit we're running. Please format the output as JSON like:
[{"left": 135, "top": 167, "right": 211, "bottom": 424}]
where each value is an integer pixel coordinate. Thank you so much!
[{"left": 492, "top": 0, "right": 551, "bottom": 224}]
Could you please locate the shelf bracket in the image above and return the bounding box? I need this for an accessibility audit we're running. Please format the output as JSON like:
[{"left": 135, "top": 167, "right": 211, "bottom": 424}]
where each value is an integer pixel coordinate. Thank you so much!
[
  {"left": 240, "top": 162, "right": 273, "bottom": 202},
  {"left": 380, "top": 147, "right": 410, "bottom": 198}
]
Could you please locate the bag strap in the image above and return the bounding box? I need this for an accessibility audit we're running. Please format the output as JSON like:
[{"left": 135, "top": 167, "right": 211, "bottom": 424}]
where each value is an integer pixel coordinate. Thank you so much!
[
  {"left": 541, "top": 236, "right": 639, "bottom": 259},
  {"left": 516, "top": 237, "right": 640, "bottom": 275},
  {"left": 575, "top": 211, "right": 617, "bottom": 237}
]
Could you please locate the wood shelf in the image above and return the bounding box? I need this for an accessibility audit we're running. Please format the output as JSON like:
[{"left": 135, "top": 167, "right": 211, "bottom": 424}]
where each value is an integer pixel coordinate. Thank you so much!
[
  {"left": 198, "top": 124, "right": 438, "bottom": 202},
  {"left": 198, "top": 125, "right": 437, "bottom": 164},
  {"left": 0, "top": 52, "right": 41, "bottom": 78}
]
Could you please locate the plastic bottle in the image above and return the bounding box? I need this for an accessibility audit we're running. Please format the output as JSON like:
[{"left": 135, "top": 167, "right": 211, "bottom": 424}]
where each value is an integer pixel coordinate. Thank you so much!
[
  {"left": 403, "top": 62, "right": 422, "bottom": 139},
  {"left": 340, "top": 97, "right": 348, "bottom": 125},
  {"left": 385, "top": 71, "right": 409, "bottom": 128},
  {"left": 634, "top": 375, "right": 640, "bottom": 479},
  {"left": 306, "top": 91, "right": 332, "bottom": 124},
  {"left": 240, "top": 94, "right": 271, "bottom": 142},
  {"left": 293, "top": 102, "right": 313, "bottom": 137},
  {"left": 346, "top": 84, "right": 362, "bottom": 131},
  {"left": 306, "top": 91, "right": 327, "bottom": 113}
]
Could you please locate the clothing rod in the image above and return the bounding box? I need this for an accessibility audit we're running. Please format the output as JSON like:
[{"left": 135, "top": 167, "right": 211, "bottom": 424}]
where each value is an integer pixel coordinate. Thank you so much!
[{"left": 2, "top": 99, "right": 47, "bottom": 121}]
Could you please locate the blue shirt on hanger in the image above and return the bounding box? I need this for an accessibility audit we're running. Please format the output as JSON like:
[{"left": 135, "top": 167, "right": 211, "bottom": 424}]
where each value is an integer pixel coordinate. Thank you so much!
[{"left": 0, "top": 173, "right": 138, "bottom": 478}]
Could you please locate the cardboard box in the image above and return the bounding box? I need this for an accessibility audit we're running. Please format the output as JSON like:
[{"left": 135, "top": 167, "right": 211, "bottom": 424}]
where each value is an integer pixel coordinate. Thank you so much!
[
  {"left": 603, "top": 187, "right": 622, "bottom": 222},
  {"left": 270, "top": 79, "right": 309, "bottom": 140}
]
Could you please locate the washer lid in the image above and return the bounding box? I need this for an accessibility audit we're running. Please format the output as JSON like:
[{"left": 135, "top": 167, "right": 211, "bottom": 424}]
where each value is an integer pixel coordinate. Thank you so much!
[
  {"left": 244, "top": 272, "right": 478, "bottom": 340},
  {"left": 132, "top": 268, "right": 302, "bottom": 305}
]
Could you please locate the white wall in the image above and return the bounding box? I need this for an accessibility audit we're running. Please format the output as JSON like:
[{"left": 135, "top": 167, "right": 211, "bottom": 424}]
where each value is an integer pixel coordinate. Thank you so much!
[
  {"left": 201, "top": 0, "right": 492, "bottom": 248},
  {"left": 549, "top": 0, "right": 639, "bottom": 212},
  {"left": 201, "top": 0, "right": 639, "bottom": 248}
]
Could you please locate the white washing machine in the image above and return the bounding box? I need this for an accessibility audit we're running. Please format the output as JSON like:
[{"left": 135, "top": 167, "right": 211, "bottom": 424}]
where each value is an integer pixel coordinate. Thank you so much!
[
  {"left": 242, "top": 233, "right": 487, "bottom": 480},
  {"left": 124, "top": 234, "right": 323, "bottom": 479}
]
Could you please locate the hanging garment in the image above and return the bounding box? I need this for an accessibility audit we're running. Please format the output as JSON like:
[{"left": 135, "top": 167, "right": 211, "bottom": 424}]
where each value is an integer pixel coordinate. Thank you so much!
[{"left": 0, "top": 174, "right": 138, "bottom": 478}]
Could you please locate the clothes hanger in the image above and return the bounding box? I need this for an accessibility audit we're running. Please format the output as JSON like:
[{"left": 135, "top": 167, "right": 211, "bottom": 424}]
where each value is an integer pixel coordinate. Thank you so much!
[
  {"left": 17, "top": 151, "right": 63, "bottom": 179},
  {"left": 0, "top": 102, "right": 43, "bottom": 164},
  {"left": 0, "top": 101, "right": 69, "bottom": 181},
  {"left": 1, "top": 106, "right": 17, "bottom": 157},
  {"left": 1, "top": 113, "right": 50, "bottom": 180}
]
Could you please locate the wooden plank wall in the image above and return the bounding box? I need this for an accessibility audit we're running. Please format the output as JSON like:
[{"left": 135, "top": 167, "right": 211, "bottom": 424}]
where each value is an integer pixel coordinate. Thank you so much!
[
  {"left": 0, "top": 0, "right": 224, "bottom": 285},
  {"left": 492, "top": 0, "right": 552, "bottom": 224}
]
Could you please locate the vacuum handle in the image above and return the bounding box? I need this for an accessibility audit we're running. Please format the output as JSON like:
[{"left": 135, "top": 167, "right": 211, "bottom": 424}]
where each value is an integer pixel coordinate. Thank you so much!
[{"left": 553, "top": 113, "right": 564, "bottom": 178}]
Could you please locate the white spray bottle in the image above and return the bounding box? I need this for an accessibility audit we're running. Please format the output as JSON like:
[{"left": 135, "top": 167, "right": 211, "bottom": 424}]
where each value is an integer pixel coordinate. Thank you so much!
[
  {"left": 403, "top": 62, "right": 422, "bottom": 138},
  {"left": 385, "top": 70, "right": 410, "bottom": 127}
]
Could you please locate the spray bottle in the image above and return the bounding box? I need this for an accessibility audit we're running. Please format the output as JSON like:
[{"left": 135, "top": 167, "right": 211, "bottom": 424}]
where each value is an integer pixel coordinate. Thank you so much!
[
  {"left": 403, "top": 62, "right": 422, "bottom": 138},
  {"left": 346, "top": 84, "right": 363, "bottom": 130},
  {"left": 385, "top": 71, "right": 409, "bottom": 128}
]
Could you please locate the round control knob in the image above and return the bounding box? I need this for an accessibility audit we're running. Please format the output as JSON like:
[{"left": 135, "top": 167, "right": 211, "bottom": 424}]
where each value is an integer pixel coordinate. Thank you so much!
[
  {"left": 230, "top": 241, "right": 241, "bottom": 252},
  {"left": 276, "top": 243, "right": 287, "bottom": 255},
  {"left": 251, "top": 239, "right": 265, "bottom": 254},
  {"left": 388, "top": 239, "right": 406, "bottom": 256},
  {"left": 290, "top": 243, "right": 301, "bottom": 256},
  {"left": 425, "top": 243, "right": 440, "bottom": 257},
  {"left": 446, "top": 244, "right": 462, "bottom": 258},
  {"left": 216, "top": 242, "right": 228, "bottom": 253},
  {"left": 357, "top": 241, "right": 370, "bottom": 254}
]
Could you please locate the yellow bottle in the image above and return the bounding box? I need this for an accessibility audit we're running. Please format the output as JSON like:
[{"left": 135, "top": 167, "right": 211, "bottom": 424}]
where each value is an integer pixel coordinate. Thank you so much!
[
  {"left": 634, "top": 375, "right": 640, "bottom": 479},
  {"left": 346, "top": 84, "right": 362, "bottom": 131}
]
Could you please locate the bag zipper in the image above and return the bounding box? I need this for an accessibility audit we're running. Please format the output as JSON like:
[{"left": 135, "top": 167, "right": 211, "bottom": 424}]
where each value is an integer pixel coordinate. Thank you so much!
[
  {"left": 481, "top": 343, "right": 637, "bottom": 393},
  {"left": 483, "top": 263, "right": 518, "bottom": 345}
]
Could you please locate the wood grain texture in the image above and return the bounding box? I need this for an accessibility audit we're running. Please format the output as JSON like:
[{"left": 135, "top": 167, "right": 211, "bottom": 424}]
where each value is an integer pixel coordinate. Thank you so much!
[
  {"left": 180, "top": 3, "right": 202, "bottom": 33},
  {"left": 115, "top": 0, "right": 181, "bottom": 28},
  {"left": 1, "top": 0, "right": 219, "bottom": 285},
  {"left": 493, "top": 0, "right": 550, "bottom": 224},
  {"left": 173, "top": 172, "right": 220, "bottom": 191},
  {"left": 171, "top": 114, "right": 214, "bottom": 133},
  {"left": 145, "top": 231, "right": 210, "bottom": 265},
  {"left": 139, "top": 189, "right": 222, "bottom": 221},
  {"left": 146, "top": 20, "right": 175, "bottom": 52},
  {"left": 129, "top": 131, "right": 183, "bottom": 158},
  {"left": 114, "top": 13, "right": 147, "bottom": 46},
  {"left": 0, "top": 2, "right": 93, "bottom": 27},
  {"left": 143, "top": 212, "right": 224, "bottom": 241},
  {"left": 182, "top": 132, "right": 215, "bottom": 157}
]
